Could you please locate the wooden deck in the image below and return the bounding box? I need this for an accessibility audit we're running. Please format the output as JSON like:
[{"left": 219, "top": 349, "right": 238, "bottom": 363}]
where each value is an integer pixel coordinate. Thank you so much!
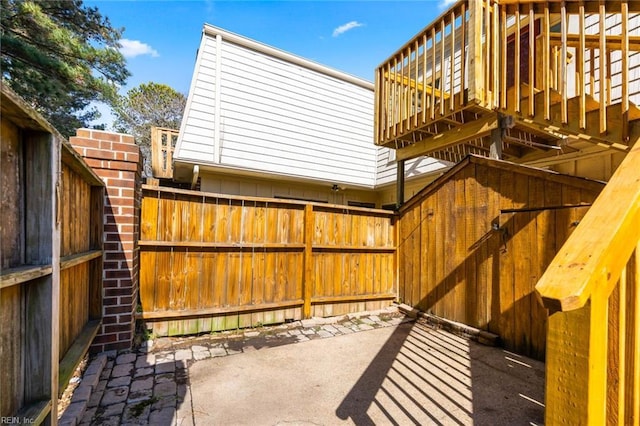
[{"left": 375, "top": 0, "right": 640, "bottom": 165}]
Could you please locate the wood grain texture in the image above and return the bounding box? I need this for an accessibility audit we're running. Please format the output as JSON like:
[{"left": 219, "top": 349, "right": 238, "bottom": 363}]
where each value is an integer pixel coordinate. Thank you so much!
[
  {"left": 397, "top": 157, "right": 603, "bottom": 360},
  {"left": 140, "top": 188, "right": 396, "bottom": 335}
]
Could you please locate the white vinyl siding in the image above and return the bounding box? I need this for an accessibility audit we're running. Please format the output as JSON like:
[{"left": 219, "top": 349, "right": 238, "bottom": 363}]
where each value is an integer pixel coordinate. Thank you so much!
[
  {"left": 176, "top": 28, "right": 377, "bottom": 187},
  {"left": 216, "top": 40, "right": 376, "bottom": 186},
  {"left": 375, "top": 148, "right": 449, "bottom": 186},
  {"left": 177, "top": 35, "right": 217, "bottom": 161}
]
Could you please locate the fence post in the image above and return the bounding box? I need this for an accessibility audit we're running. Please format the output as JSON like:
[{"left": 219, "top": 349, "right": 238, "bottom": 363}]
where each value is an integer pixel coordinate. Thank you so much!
[{"left": 303, "top": 204, "right": 314, "bottom": 318}]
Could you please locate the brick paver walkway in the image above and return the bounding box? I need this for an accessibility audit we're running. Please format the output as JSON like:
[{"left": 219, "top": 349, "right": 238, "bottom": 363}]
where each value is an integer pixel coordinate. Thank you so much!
[{"left": 60, "top": 307, "right": 406, "bottom": 426}]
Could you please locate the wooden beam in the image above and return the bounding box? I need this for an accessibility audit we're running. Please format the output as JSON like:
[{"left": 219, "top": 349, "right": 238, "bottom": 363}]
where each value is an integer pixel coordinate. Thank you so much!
[
  {"left": 622, "top": 0, "right": 630, "bottom": 141},
  {"left": 396, "top": 115, "right": 498, "bottom": 161},
  {"left": 138, "top": 240, "right": 306, "bottom": 250},
  {"left": 60, "top": 249, "right": 102, "bottom": 271},
  {"left": 549, "top": 33, "right": 640, "bottom": 51},
  {"left": 600, "top": 0, "right": 607, "bottom": 134},
  {"left": 57, "top": 320, "right": 101, "bottom": 396},
  {"left": 467, "top": 0, "right": 484, "bottom": 104},
  {"left": 139, "top": 300, "right": 305, "bottom": 320},
  {"left": 302, "top": 204, "right": 313, "bottom": 318},
  {"left": 396, "top": 159, "right": 405, "bottom": 208},
  {"left": 311, "top": 294, "right": 396, "bottom": 304},
  {"left": 0, "top": 264, "right": 53, "bottom": 289}
]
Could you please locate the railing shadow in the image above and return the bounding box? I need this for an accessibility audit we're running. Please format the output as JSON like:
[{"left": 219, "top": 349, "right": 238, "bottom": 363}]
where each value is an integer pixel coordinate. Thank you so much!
[{"left": 336, "top": 319, "right": 545, "bottom": 425}]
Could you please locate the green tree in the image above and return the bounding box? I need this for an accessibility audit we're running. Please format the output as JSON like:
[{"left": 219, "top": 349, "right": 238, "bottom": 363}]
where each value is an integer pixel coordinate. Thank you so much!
[
  {"left": 1, "top": 0, "right": 129, "bottom": 136},
  {"left": 113, "top": 82, "right": 186, "bottom": 177}
]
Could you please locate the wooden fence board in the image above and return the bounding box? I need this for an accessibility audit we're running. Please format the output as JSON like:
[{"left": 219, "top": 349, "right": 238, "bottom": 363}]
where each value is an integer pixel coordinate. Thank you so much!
[
  {"left": 139, "top": 188, "right": 396, "bottom": 335},
  {"left": 397, "top": 158, "right": 604, "bottom": 359}
]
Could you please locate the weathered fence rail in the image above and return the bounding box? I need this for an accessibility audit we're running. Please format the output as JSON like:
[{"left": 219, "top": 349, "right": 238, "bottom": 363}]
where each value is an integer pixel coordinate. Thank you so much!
[
  {"left": 57, "top": 154, "right": 104, "bottom": 393},
  {"left": 139, "top": 185, "right": 396, "bottom": 335}
]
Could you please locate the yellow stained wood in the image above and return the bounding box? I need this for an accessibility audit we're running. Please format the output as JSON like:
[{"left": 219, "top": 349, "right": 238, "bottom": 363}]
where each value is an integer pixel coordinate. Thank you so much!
[
  {"left": 543, "top": 4, "right": 550, "bottom": 121},
  {"left": 629, "top": 243, "right": 640, "bottom": 424},
  {"left": 579, "top": 3, "right": 586, "bottom": 129},
  {"left": 529, "top": 4, "right": 535, "bottom": 117},
  {"left": 618, "top": 266, "right": 627, "bottom": 423},
  {"left": 431, "top": 27, "right": 437, "bottom": 121},
  {"left": 545, "top": 306, "right": 591, "bottom": 424},
  {"left": 450, "top": 11, "right": 455, "bottom": 113},
  {"left": 396, "top": 114, "right": 498, "bottom": 161},
  {"left": 440, "top": 19, "right": 446, "bottom": 117},
  {"left": 536, "top": 141, "right": 640, "bottom": 312},
  {"left": 460, "top": 3, "right": 466, "bottom": 98},
  {"left": 599, "top": 1, "right": 607, "bottom": 134},
  {"left": 514, "top": 6, "right": 521, "bottom": 113},
  {"left": 622, "top": 0, "right": 630, "bottom": 141},
  {"left": 485, "top": 0, "right": 491, "bottom": 108}
]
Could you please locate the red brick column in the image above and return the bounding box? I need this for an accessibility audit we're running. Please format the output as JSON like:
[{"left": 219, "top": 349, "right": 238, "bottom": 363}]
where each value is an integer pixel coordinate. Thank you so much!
[{"left": 70, "top": 129, "right": 142, "bottom": 352}]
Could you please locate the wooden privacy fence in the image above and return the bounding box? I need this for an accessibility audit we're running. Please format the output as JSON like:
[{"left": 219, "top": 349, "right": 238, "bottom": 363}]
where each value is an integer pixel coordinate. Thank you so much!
[
  {"left": 139, "top": 185, "right": 396, "bottom": 336},
  {"left": 536, "top": 136, "right": 640, "bottom": 423},
  {"left": 396, "top": 156, "right": 604, "bottom": 360},
  {"left": 1, "top": 87, "right": 104, "bottom": 422}
]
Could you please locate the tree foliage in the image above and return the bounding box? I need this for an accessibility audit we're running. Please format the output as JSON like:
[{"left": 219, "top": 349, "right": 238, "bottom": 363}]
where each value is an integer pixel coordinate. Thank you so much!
[
  {"left": 1, "top": 0, "right": 129, "bottom": 136},
  {"left": 113, "top": 82, "right": 186, "bottom": 176}
]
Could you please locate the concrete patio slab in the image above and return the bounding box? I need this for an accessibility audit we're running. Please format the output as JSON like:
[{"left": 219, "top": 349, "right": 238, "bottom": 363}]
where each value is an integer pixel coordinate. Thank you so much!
[{"left": 189, "top": 321, "right": 545, "bottom": 425}]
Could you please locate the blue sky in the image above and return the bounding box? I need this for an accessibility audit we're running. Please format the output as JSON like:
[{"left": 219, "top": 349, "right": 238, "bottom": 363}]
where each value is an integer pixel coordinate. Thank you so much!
[{"left": 86, "top": 0, "right": 451, "bottom": 126}]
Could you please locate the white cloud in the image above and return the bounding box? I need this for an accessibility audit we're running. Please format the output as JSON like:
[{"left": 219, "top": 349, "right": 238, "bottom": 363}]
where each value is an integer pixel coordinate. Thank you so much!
[
  {"left": 332, "top": 21, "right": 364, "bottom": 37},
  {"left": 439, "top": 0, "right": 457, "bottom": 9},
  {"left": 119, "top": 39, "right": 159, "bottom": 58}
]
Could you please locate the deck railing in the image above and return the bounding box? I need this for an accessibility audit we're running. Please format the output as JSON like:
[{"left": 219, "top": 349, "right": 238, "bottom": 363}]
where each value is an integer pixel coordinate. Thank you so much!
[
  {"left": 375, "top": 0, "right": 640, "bottom": 151},
  {"left": 374, "top": 0, "right": 474, "bottom": 148},
  {"left": 535, "top": 138, "right": 640, "bottom": 424},
  {"left": 151, "top": 126, "right": 178, "bottom": 179}
]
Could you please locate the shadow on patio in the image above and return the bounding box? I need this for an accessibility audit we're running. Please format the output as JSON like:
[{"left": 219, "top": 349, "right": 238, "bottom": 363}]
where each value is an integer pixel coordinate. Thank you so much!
[
  {"left": 188, "top": 317, "right": 544, "bottom": 425},
  {"left": 336, "top": 320, "right": 545, "bottom": 425}
]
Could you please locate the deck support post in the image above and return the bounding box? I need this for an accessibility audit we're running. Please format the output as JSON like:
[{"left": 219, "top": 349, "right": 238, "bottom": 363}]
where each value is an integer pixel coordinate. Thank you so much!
[{"left": 396, "top": 159, "right": 405, "bottom": 209}]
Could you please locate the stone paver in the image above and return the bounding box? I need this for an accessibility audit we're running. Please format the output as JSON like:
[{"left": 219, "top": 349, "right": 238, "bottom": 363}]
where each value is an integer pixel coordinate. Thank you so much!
[{"left": 61, "top": 307, "right": 405, "bottom": 425}]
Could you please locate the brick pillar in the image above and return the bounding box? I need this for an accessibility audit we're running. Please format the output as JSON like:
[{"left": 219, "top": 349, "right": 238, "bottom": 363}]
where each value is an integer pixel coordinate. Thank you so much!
[{"left": 70, "top": 129, "right": 142, "bottom": 352}]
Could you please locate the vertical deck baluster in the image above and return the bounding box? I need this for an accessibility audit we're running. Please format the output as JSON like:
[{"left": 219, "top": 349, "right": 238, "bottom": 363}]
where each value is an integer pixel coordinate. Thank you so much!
[
  {"left": 619, "top": 267, "right": 627, "bottom": 424},
  {"left": 579, "top": 2, "right": 586, "bottom": 129},
  {"left": 561, "top": 1, "right": 568, "bottom": 124},
  {"left": 393, "top": 57, "right": 398, "bottom": 138},
  {"left": 431, "top": 27, "right": 436, "bottom": 121},
  {"left": 590, "top": 48, "right": 595, "bottom": 97},
  {"left": 633, "top": 243, "right": 640, "bottom": 423},
  {"left": 415, "top": 39, "right": 420, "bottom": 128},
  {"left": 400, "top": 50, "right": 405, "bottom": 135},
  {"left": 374, "top": 67, "right": 380, "bottom": 144},
  {"left": 500, "top": 4, "right": 507, "bottom": 110},
  {"left": 422, "top": 32, "right": 428, "bottom": 124},
  {"left": 385, "top": 61, "right": 392, "bottom": 141},
  {"left": 599, "top": 0, "right": 607, "bottom": 134},
  {"left": 514, "top": 6, "right": 521, "bottom": 112},
  {"left": 460, "top": 3, "right": 466, "bottom": 102},
  {"left": 450, "top": 9, "right": 456, "bottom": 111},
  {"left": 543, "top": 3, "right": 550, "bottom": 121},
  {"left": 485, "top": 0, "right": 491, "bottom": 108},
  {"left": 529, "top": 3, "right": 535, "bottom": 117},
  {"left": 588, "top": 287, "right": 609, "bottom": 424},
  {"left": 622, "top": 0, "right": 629, "bottom": 141},
  {"left": 440, "top": 19, "right": 446, "bottom": 117},
  {"left": 493, "top": 1, "right": 499, "bottom": 109}
]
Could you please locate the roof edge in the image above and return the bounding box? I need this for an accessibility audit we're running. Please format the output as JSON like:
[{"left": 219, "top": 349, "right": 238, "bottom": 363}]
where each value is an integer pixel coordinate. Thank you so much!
[{"left": 203, "top": 24, "right": 374, "bottom": 90}]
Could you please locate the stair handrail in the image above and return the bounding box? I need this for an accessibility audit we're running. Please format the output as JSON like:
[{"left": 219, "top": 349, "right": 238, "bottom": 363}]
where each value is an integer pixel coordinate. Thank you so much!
[{"left": 535, "top": 134, "right": 640, "bottom": 424}]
